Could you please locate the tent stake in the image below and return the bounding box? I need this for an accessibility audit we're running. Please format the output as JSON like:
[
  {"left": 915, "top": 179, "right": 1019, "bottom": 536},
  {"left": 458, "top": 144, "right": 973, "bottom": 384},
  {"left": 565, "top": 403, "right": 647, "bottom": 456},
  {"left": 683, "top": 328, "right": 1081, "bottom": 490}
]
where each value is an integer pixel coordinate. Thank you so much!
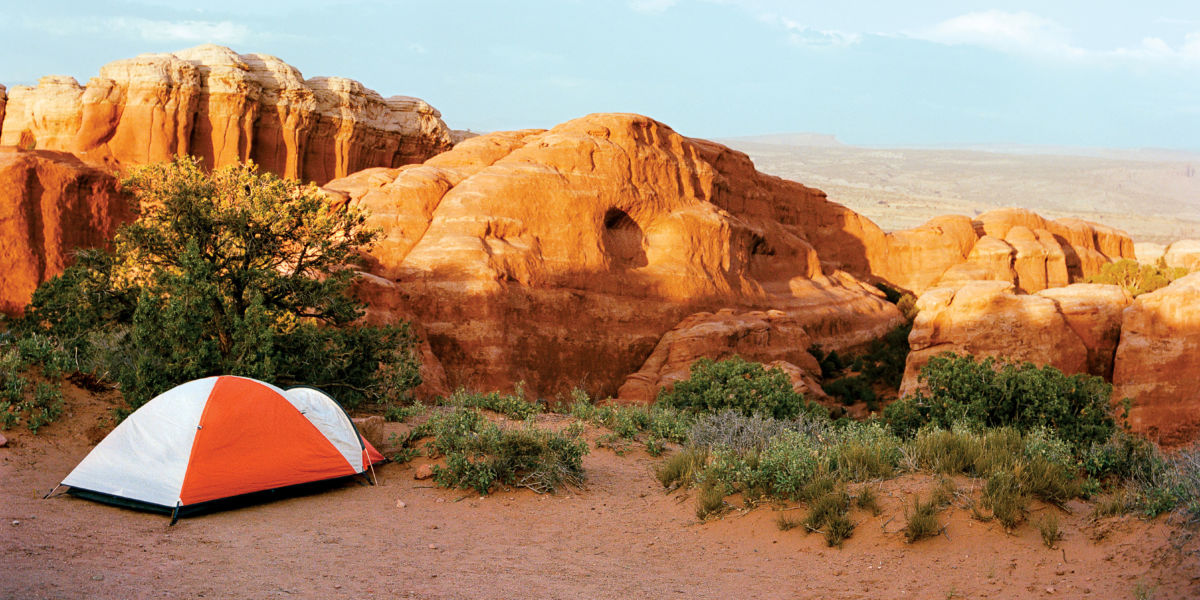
[
  {"left": 42, "top": 484, "right": 63, "bottom": 500},
  {"left": 168, "top": 503, "right": 181, "bottom": 526},
  {"left": 367, "top": 459, "right": 378, "bottom": 486}
]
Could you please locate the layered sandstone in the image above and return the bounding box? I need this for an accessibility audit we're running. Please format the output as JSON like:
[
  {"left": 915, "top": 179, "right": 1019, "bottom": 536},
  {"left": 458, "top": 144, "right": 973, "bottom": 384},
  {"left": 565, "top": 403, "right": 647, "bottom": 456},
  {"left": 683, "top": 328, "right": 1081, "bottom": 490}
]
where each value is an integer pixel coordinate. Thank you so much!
[
  {"left": 0, "top": 45, "right": 452, "bottom": 184},
  {"left": 331, "top": 113, "right": 905, "bottom": 400},
  {"left": 900, "top": 281, "right": 1129, "bottom": 396},
  {"left": 1112, "top": 273, "right": 1200, "bottom": 446},
  {"left": 1163, "top": 240, "right": 1200, "bottom": 273},
  {"left": 0, "top": 148, "right": 132, "bottom": 314}
]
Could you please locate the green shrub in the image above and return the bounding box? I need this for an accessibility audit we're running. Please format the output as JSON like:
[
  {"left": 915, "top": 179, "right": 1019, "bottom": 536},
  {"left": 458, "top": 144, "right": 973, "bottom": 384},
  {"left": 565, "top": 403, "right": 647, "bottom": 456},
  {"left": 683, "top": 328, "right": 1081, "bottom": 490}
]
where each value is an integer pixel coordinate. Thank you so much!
[
  {"left": 425, "top": 407, "right": 588, "bottom": 495},
  {"left": 884, "top": 353, "right": 1115, "bottom": 451},
  {"left": 570, "top": 391, "right": 692, "bottom": 452},
  {"left": 904, "top": 494, "right": 942, "bottom": 542},
  {"left": 1086, "top": 259, "right": 1187, "bottom": 297},
  {"left": 448, "top": 388, "right": 539, "bottom": 420},
  {"left": 829, "top": 423, "right": 901, "bottom": 481},
  {"left": 982, "top": 470, "right": 1027, "bottom": 528},
  {"left": 695, "top": 482, "right": 729, "bottom": 520},
  {"left": 803, "top": 487, "right": 854, "bottom": 547},
  {"left": 656, "top": 446, "right": 708, "bottom": 490},
  {"left": 757, "top": 430, "right": 821, "bottom": 499},
  {"left": 822, "top": 375, "right": 878, "bottom": 407},
  {"left": 856, "top": 486, "right": 881, "bottom": 515},
  {"left": 0, "top": 344, "right": 67, "bottom": 433},
  {"left": 658, "top": 356, "right": 825, "bottom": 420},
  {"left": 16, "top": 157, "right": 421, "bottom": 413}
]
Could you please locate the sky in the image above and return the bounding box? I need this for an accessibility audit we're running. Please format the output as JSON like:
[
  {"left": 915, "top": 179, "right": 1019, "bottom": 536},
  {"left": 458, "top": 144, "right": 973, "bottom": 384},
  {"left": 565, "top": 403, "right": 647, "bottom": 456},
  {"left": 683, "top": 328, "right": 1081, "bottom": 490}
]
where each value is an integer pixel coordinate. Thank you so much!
[{"left": 2, "top": 0, "right": 1199, "bottom": 150}]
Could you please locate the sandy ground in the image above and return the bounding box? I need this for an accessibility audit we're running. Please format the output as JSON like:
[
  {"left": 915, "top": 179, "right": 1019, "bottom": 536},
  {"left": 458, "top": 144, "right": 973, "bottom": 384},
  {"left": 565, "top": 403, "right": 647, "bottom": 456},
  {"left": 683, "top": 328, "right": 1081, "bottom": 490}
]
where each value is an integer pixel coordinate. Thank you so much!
[{"left": 3, "top": 387, "right": 1199, "bottom": 600}]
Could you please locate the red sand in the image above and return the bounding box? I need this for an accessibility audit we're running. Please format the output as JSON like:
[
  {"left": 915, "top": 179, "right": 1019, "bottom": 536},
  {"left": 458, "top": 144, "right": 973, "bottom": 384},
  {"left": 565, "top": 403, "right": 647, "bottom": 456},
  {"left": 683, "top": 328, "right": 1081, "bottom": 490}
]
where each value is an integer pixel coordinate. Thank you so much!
[{"left": 2, "top": 386, "right": 1198, "bottom": 599}]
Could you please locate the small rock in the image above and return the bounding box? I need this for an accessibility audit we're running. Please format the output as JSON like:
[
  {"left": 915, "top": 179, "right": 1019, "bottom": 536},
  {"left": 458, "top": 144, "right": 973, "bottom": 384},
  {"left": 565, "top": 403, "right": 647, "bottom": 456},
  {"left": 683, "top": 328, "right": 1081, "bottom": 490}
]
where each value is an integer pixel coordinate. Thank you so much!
[
  {"left": 414, "top": 464, "right": 434, "bottom": 480},
  {"left": 11, "top": 520, "right": 18, "bottom": 526},
  {"left": 91, "top": 575, "right": 104, "bottom": 581},
  {"left": 435, "top": 498, "right": 445, "bottom": 503},
  {"left": 395, "top": 500, "right": 406, "bottom": 508},
  {"left": 0, "top": 432, "right": 8, "bottom": 447},
  {"left": 428, "top": 544, "right": 437, "bottom": 550}
]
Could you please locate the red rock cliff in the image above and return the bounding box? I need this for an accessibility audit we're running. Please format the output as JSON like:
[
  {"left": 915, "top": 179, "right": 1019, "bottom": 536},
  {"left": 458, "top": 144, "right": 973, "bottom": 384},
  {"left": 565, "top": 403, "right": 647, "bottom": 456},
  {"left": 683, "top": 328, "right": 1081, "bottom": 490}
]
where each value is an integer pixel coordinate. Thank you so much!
[
  {"left": 327, "top": 113, "right": 905, "bottom": 400},
  {"left": 0, "top": 45, "right": 452, "bottom": 185}
]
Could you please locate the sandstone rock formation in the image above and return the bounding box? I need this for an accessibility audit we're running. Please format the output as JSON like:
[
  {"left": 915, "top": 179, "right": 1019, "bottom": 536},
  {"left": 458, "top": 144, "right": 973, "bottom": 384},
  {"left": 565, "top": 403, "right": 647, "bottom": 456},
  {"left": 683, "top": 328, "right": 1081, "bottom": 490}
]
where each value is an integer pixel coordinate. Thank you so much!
[
  {"left": 900, "top": 281, "right": 1130, "bottom": 397},
  {"left": 1163, "top": 240, "right": 1200, "bottom": 273},
  {"left": 615, "top": 309, "right": 827, "bottom": 405},
  {"left": 1113, "top": 273, "right": 1200, "bottom": 446},
  {"left": 0, "top": 45, "right": 452, "bottom": 184},
  {"left": 871, "top": 208, "right": 1133, "bottom": 296},
  {"left": 0, "top": 148, "right": 132, "bottom": 314},
  {"left": 329, "top": 113, "right": 906, "bottom": 400}
]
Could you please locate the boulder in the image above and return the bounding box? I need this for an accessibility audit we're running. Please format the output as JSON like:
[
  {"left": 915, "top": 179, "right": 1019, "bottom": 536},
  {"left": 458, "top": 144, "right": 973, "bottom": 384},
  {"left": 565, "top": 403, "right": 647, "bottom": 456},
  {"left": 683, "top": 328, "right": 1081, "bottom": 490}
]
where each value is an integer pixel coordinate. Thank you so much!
[
  {"left": 1164, "top": 240, "right": 1200, "bottom": 273},
  {"left": 616, "top": 309, "right": 826, "bottom": 404},
  {"left": 351, "top": 416, "right": 386, "bottom": 451},
  {"left": 1112, "top": 273, "right": 1200, "bottom": 446},
  {"left": 900, "top": 281, "right": 1096, "bottom": 397},
  {"left": 333, "top": 113, "right": 905, "bottom": 400},
  {"left": 1035, "top": 284, "right": 1131, "bottom": 379},
  {"left": 0, "top": 45, "right": 452, "bottom": 184},
  {"left": 0, "top": 148, "right": 132, "bottom": 314},
  {"left": 1135, "top": 242, "right": 1167, "bottom": 266}
]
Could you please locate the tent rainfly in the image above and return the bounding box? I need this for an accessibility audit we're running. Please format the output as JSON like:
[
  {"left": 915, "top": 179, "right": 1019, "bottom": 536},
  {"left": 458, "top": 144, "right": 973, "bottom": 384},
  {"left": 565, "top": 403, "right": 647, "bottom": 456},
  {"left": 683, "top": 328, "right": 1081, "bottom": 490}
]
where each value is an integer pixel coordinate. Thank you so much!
[{"left": 52, "top": 376, "right": 384, "bottom": 522}]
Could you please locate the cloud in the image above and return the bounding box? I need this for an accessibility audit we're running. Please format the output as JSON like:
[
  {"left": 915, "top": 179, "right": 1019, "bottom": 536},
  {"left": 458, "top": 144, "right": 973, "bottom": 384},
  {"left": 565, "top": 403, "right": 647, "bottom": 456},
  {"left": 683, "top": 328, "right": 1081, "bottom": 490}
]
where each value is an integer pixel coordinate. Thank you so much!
[
  {"left": 764, "top": 16, "right": 860, "bottom": 48},
  {"left": 108, "top": 17, "right": 250, "bottom": 44},
  {"left": 1111, "top": 32, "right": 1200, "bottom": 62},
  {"left": 20, "top": 15, "right": 249, "bottom": 44},
  {"left": 913, "top": 10, "right": 1084, "bottom": 59},
  {"left": 628, "top": 0, "right": 678, "bottom": 14}
]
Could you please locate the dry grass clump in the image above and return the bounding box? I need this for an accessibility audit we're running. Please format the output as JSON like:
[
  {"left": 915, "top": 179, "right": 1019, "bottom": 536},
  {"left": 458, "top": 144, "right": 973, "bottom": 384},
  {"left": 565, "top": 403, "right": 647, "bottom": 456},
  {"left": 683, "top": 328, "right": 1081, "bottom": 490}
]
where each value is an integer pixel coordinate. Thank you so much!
[
  {"left": 1037, "top": 514, "right": 1062, "bottom": 549},
  {"left": 904, "top": 494, "right": 943, "bottom": 543}
]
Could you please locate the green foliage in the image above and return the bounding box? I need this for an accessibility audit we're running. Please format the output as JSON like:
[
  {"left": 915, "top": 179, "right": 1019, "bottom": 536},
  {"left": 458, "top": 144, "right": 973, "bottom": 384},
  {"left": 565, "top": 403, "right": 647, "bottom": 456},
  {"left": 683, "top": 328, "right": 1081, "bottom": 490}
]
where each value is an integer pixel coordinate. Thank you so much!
[
  {"left": 803, "top": 487, "right": 853, "bottom": 547},
  {"left": 384, "top": 403, "right": 424, "bottom": 423},
  {"left": 904, "top": 494, "right": 943, "bottom": 543},
  {"left": 884, "top": 353, "right": 1115, "bottom": 451},
  {"left": 982, "top": 470, "right": 1027, "bottom": 528},
  {"left": 657, "top": 356, "right": 826, "bottom": 420},
  {"left": 695, "top": 482, "right": 729, "bottom": 520},
  {"left": 1085, "top": 259, "right": 1187, "bottom": 297},
  {"left": 569, "top": 389, "right": 692, "bottom": 453},
  {"left": 17, "top": 157, "right": 421, "bottom": 412},
  {"left": 448, "top": 387, "right": 539, "bottom": 420},
  {"left": 0, "top": 341, "right": 68, "bottom": 433},
  {"left": 424, "top": 407, "right": 588, "bottom": 495},
  {"left": 856, "top": 486, "right": 881, "bottom": 515},
  {"left": 757, "top": 430, "right": 822, "bottom": 499},
  {"left": 828, "top": 423, "right": 901, "bottom": 481},
  {"left": 822, "top": 375, "right": 877, "bottom": 407},
  {"left": 656, "top": 446, "right": 708, "bottom": 490}
]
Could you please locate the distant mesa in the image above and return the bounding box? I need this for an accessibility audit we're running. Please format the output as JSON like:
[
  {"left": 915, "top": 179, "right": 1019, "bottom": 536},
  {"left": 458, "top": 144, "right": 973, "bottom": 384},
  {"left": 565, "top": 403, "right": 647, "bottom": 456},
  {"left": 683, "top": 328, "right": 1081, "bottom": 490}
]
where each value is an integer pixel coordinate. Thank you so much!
[{"left": 0, "top": 45, "right": 453, "bottom": 185}]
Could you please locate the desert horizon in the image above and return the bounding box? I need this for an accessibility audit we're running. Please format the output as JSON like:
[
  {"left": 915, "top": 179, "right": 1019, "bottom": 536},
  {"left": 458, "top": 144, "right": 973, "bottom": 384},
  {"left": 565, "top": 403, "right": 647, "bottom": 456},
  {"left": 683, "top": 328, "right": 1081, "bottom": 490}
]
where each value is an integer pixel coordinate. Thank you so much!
[{"left": 3, "top": 2, "right": 1200, "bottom": 599}]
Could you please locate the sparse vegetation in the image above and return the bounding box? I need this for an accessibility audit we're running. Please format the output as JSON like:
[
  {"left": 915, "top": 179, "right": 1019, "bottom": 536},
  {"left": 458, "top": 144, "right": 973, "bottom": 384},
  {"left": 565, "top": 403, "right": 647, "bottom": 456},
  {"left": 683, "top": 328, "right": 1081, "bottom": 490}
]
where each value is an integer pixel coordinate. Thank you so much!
[
  {"left": 1037, "top": 514, "right": 1062, "bottom": 548},
  {"left": 447, "top": 386, "right": 540, "bottom": 420},
  {"left": 904, "top": 493, "right": 943, "bottom": 542},
  {"left": 1086, "top": 259, "right": 1186, "bottom": 297},
  {"left": 0, "top": 337, "right": 69, "bottom": 433}
]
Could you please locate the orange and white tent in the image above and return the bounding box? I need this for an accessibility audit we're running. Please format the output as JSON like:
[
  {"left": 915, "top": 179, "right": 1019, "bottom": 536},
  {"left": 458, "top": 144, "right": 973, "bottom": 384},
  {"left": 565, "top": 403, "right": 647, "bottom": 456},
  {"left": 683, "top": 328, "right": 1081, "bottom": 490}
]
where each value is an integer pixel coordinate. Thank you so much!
[{"left": 58, "top": 376, "right": 384, "bottom": 520}]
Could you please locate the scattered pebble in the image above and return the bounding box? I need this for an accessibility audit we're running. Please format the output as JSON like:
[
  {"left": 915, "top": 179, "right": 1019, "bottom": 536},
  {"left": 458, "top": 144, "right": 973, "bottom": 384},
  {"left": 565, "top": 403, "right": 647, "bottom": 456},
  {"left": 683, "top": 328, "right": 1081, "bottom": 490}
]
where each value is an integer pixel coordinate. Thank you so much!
[
  {"left": 395, "top": 500, "right": 406, "bottom": 508},
  {"left": 11, "top": 520, "right": 19, "bottom": 526},
  {"left": 413, "top": 464, "right": 433, "bottom": 480},
  {"left": 428, "top": 544, "right": 437, "bottom": 550},
  {"left": 91, "top": 575, "right": 104, "bottom": 581}
]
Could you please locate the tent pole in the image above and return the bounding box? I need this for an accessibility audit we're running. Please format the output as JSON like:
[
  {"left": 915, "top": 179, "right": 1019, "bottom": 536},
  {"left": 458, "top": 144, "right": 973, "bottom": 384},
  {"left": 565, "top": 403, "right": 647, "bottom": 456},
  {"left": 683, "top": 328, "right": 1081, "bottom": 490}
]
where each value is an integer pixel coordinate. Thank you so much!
[
  {"left": 42, "top": 484, "right": 63, "bottom": 500},
  {"left": 367, "top": 458, "right": 378, "bottom": 486}
]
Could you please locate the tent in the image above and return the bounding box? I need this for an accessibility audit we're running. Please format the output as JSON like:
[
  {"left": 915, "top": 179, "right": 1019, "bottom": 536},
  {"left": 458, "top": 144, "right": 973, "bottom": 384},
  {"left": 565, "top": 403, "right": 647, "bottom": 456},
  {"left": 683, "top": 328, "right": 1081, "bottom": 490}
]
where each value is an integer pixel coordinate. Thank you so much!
[{"left": 54, "top": 376, "right": 384, "bottom": 522}]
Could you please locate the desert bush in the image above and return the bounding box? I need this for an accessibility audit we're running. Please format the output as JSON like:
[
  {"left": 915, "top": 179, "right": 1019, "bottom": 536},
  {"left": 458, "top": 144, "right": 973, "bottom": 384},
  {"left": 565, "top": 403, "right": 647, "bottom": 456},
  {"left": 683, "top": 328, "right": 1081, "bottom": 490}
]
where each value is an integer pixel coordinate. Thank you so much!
[
  {"left": 384, "top": 403, "right": 424, "bottom": 423},
  {"left": 828, "top": 423, "right": 901, "bottom": 481},
  {"left": 822, "top": 374, "right": 878, "bottom": 407},
  {"left": 1086, "top": 259, "right": 1186, "bottom": 297},
  {"left": 904, "top": 494, "right": 943, "bottom": 542},
  {"left": 16, "top": 157, "right": 421, "bottom": 412},
  {"left": 689, "top": 409, "right": 810, "bottom": 453},
  {"left": 884, "top": 353, "right": 1115, "bottom": 451},
  {"left": 0, "top": 341, "right": 68, "bottom": 433},
  {"left": 424, "top": 407, "right": 588, "bottom": 495},
  {"left": 1037, "top": 514, "right": 1062, "bottom": 548},
  {"left": 856, "top": 486, "right": 881, "bottom": 515},
  {"left": 448, "top": 387, "right": 539, "bottom": 420},
  {"left": 803, "top": 487, "right": 853, "bottom": 547},
  {"left": 656, "top": 446, "right": 709, "bottom": 490},
  {"left": 695, "top": 482, "right": 729, "bottom": 520},
  {"left": 982, "top": 470, "right": 1027, "bottom": 528},
  {"left": 569, "top": 390, "right": 692, "bottom": 453},
  {"left": 757, "top": 430, "right": 822, "bottom": 499},
  {"left": 658, "top": 356, "right": 825, "bottom": 420}
]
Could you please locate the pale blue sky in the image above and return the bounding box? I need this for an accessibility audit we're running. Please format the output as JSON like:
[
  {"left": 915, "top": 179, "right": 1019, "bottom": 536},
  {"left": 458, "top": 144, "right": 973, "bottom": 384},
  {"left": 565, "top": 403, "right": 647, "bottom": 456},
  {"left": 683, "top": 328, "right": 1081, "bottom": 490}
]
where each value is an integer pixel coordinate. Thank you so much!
[{"left": 2, "top": 1, "right": 1199, "bottom": 150}]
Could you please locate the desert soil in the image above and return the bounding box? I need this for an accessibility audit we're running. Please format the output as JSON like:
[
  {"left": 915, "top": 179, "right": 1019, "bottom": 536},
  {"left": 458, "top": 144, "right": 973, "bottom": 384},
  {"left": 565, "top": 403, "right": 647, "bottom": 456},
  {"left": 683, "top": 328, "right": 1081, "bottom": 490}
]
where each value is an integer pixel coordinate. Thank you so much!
[{"left": 3, "top": 386, "right": 1199, "bottom": 600}]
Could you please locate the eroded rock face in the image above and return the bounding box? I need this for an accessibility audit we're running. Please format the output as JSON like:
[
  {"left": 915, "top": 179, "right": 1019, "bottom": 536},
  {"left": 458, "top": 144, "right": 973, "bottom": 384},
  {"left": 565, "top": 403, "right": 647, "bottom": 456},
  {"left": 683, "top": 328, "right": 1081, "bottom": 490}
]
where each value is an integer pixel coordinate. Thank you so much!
[
  {"left": 0, "top": 45, "right": 452, "bottom": 184},
  {"left": 863, "top": 208, "right": 1133, "bottom": 296},
  {"left": 1113, "top": 273, "right": 1200, "bottom": 446},
  {"left": 900, "top": 281, "right": 1129, "bottom": 397},
  {"left": 0, "top": 148, "right": 132, "bottom": 314},
  {"left": 330, "top": 113, "right": 905, "bottom": 400},
  {"left": 615, "top": 309, "right": 827, "bottom": 405},
  {"left": 1163, "top": 240, "right": 1200, "bottom": 273}
]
